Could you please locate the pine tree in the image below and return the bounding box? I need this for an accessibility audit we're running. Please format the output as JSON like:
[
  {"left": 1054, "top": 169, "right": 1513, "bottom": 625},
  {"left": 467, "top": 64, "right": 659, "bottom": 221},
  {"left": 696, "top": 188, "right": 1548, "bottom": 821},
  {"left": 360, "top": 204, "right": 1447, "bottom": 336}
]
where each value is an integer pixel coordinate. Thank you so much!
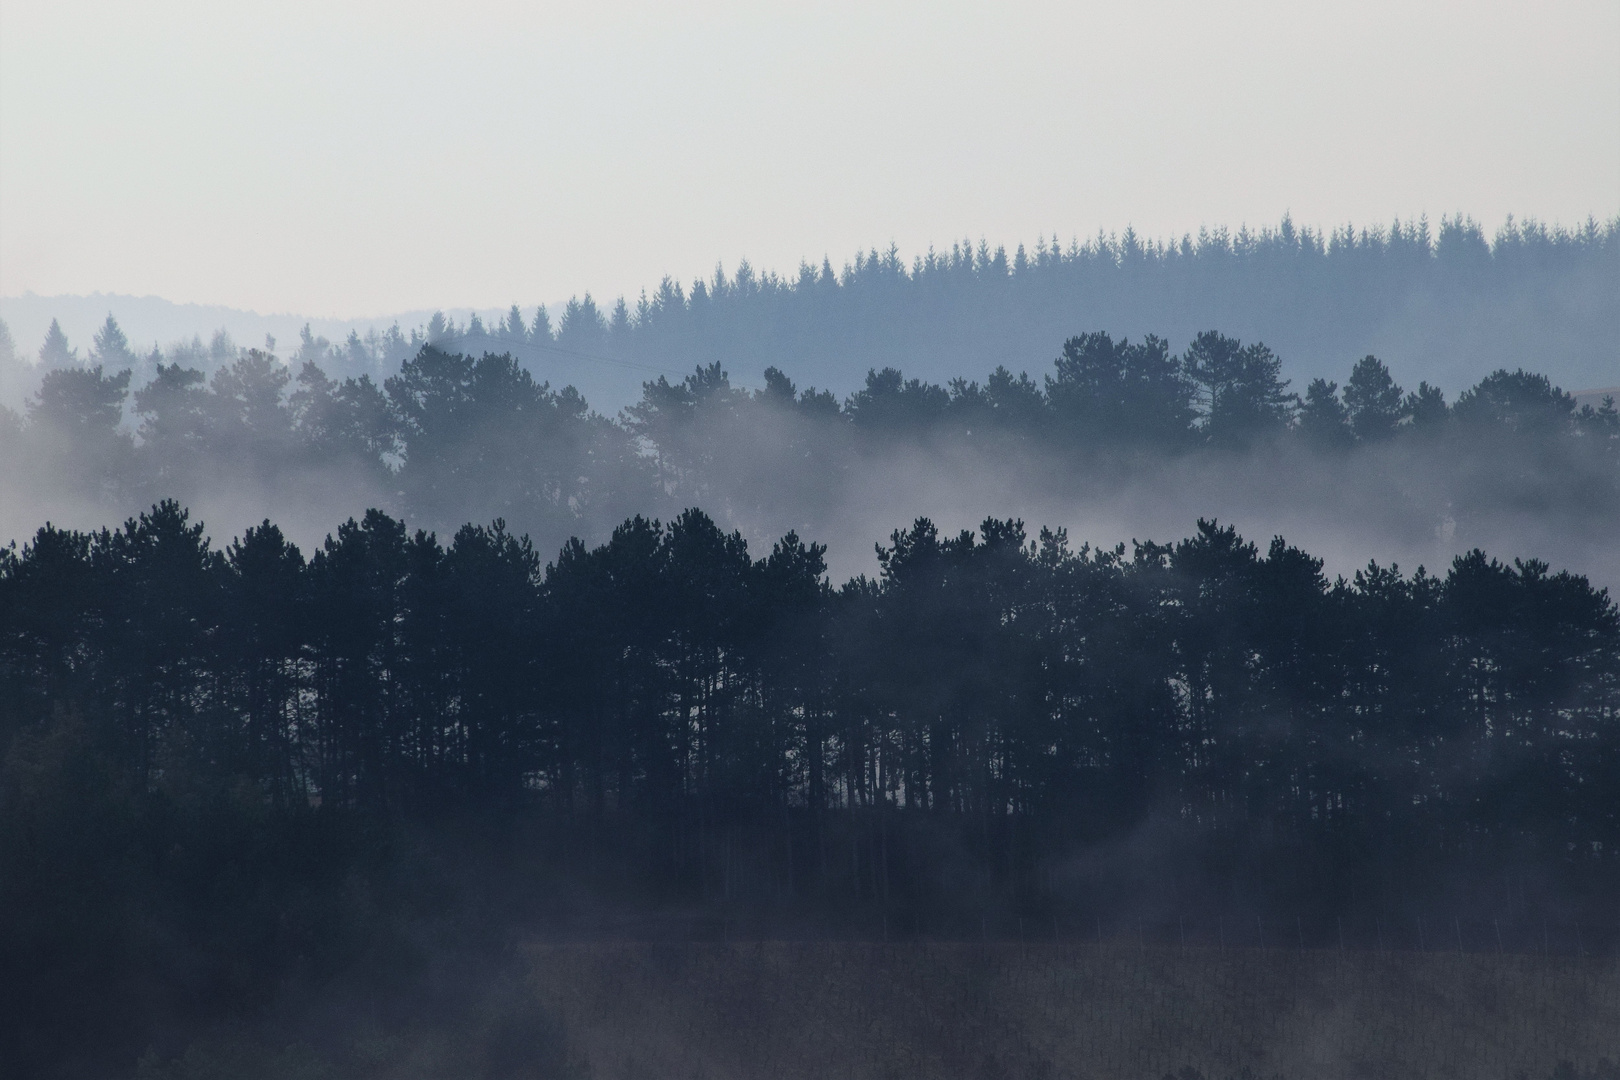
[
  {"left": 504, "top": 304, "right": 527, "bottom": 342},
  {"left": 1298, "top": 378, "right": 1352, "bottom": 448},
  {"left": 1343, "top": 355, "right": 1404, "bottom": 440},
  {"left": 1453, "top": 369, "right": 1575, "bottom": 433},
  {"left": 1182, "top": 331, "right": 1294, "bottom": 445},
  {"left": 294, "top": 324, "right": 331, "bottom": 366},
  {"left": 530, "top": 305, "right": 554, "bottom": 343},
  {"left": 91, "top": 314, "right": 136, "bottom": 369},
  {"left": 38, "top": 318, "right": 77, "bottom": 368},
  {"left": 1046, "top": 332, "right": 1194, "bottom": 449},
  {"left": 1404, "top": 381, "right": 1448, "bottom": 431}
]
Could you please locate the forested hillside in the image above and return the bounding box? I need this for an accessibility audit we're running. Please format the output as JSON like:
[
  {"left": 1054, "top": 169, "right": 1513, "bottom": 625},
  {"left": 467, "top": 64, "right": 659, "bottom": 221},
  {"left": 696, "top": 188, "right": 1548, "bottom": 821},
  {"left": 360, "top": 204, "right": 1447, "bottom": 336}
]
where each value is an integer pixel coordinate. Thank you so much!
[
  {"left": 4, "top": 324, "right": 1617, "bottom": 583},
  {"left": 5, "top": 214, "right": 1617, "bottom": 412},
  {"left": 6, "top": 0, "right": 1613, "bottom": 1071},
  {"left": 3, "top": 315, "right": 1617, "bottom": 1077},
  {"left": 485, "top": 214, "right": 1620, "bottom": 403}
]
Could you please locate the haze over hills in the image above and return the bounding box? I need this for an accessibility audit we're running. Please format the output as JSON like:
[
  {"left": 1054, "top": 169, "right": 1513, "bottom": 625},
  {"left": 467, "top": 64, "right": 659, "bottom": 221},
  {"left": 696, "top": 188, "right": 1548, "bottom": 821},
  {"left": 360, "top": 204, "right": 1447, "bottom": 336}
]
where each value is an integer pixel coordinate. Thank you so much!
[
  {"left": 0, "top": 292, "right": 454, "bottom": 357},
  {"left": 0, "top": 292, "right": 537, "bottom": 391},
  {"left": 6, "top": 0, "right": 1619, "bottom": 1074},
  {"left": 4, "top": 214, "right": 1616, "bottom": 414}
]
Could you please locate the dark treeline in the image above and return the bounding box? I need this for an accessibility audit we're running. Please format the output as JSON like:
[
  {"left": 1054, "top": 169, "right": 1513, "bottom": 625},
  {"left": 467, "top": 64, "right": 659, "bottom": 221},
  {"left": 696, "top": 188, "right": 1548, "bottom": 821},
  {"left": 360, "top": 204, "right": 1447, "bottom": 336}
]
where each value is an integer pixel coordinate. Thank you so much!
[
  {"left": 5, "top": 323, "right": 1617, "bottom": 564},
  {"left": 4, "top": 494, "right": 1618, "bottom": 1071},
  {"left": 3, "top": 309, "right": 1618, "bottom": 1075},
  {"left": 10, "top": 498, "right": 1617, "bottom": 868}
]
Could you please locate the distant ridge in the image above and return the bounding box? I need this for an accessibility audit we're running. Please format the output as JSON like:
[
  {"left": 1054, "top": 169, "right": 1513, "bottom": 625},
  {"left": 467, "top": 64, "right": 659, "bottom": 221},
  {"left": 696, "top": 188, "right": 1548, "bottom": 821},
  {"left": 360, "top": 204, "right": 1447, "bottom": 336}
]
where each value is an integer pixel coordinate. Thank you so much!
[
  {"left": 6, "top": 214, "right": 1618, "bottom": 413},
  {"left": 1574, "top": 386, "right": 1620, "bottom": 407},
  {"left": 0, "top": 291, "right": 546, "bottom": 366}
]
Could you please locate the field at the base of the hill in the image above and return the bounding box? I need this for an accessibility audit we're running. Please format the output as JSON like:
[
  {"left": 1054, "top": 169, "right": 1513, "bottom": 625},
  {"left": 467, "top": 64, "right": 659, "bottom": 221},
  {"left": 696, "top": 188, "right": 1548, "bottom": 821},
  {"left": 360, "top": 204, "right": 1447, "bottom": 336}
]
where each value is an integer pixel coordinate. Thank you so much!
[{"left": 524, "top": 941, "right": 1619, "bottom": 1080}]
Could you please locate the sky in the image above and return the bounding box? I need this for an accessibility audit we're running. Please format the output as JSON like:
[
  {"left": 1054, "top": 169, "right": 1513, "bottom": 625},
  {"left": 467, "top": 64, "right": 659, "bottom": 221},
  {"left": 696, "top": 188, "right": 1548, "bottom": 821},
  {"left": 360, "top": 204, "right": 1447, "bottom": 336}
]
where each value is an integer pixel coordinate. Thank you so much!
[{"left": 2, "top": 0, "right": 1617, "bottom": 319}]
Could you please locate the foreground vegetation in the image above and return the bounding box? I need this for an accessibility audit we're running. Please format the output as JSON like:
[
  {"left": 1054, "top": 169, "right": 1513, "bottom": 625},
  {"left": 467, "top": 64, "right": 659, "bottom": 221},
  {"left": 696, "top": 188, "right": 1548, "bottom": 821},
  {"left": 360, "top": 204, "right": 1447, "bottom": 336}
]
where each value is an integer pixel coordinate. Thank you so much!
[
  {"left": 131, "top": 942, "right": 1620, "bottom": 1080},
  {"left": 3, "top": 498, "right": 1617, "bottom": 1077}
]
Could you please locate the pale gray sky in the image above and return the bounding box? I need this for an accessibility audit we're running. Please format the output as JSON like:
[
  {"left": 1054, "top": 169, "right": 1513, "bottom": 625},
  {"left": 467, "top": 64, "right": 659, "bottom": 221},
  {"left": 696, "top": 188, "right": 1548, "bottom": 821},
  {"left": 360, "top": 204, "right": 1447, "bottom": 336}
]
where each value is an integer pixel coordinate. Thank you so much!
[{"left": 2, "top": 0, "right": 1616, "bottom": 318}]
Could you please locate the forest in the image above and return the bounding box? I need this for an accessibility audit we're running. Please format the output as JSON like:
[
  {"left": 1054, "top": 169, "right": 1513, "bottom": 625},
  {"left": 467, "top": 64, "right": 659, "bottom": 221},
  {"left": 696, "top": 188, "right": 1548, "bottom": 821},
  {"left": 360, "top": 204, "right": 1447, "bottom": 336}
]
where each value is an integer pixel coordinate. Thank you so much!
[
  {"left": 5, "top": 0, "right": 1615, "bottom": 1060},
  {"left": 4, "top": 495, "right": 1620, "bottom": 1073},
  {"left": 3, "top": 212, "right": 1616, "bottom": 413},
  {"left": 2, "top": 321, "right": 1618, "bottom": 1076},
  {"left": 4, "top": 315, "right": 1618, "bottom": 573},
  {"left": 6, "top": 494, "right": 1617, "bottom": 902},
  {"left": 4, "top": 438, "right": 1620, "bottom": 1072}
]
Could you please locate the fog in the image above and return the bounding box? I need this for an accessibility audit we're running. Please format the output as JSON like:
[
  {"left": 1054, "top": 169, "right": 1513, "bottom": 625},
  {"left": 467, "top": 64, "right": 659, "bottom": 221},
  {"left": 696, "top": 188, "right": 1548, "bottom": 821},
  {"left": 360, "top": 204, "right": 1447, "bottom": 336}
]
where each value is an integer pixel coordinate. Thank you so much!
[
  {"left": 750, "top": 435, "right": 1620, "bottom": 590},
  {"left": 6, "top": 2, "right": 1617, "bottom": 319},
  {"left": 5, "top": 211, "right": 1618, "bottom": 419},
  {"left": 6, "top": 316, "right": 1617, "bottom": 1080},
  {"left": 660, "top": 415, "right": 1620, "bottom": 597},
  {"left": 6, "top": 1, "right": 1620, "bottom": 1075},
  {"left": 4, "top": 215, "right": 1617, "bottom": 599},
  {"left": 2, "top": 325, "right": 1614, "bottom": 594}
]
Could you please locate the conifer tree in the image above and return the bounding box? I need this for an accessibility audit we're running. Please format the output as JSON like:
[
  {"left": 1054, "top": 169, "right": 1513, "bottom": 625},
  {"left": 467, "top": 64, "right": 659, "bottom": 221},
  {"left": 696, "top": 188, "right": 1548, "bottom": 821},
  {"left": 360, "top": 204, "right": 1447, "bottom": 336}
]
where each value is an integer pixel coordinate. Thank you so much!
[
  {"left": 90, "top": 314, "right": 136, "bottom": 369},
  {"left": 38, "top": 318, "right": 77, "bottom": 368},
  {"left": 1343, "top": 355, "right": 1404, "bottom": 440}
]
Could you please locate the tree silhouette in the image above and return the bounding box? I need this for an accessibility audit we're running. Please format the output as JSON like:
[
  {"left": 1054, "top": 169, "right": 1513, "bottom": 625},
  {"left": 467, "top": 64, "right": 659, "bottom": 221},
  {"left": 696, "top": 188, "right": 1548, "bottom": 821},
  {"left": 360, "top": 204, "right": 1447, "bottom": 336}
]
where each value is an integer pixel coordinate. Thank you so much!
[
  {"left": 1297, "top": 378, "right": 1352, "bottom": 449},
  {"left": 1182, "top": 331, "right": 1294, "bottom": 445},
  {"left": 26, "top": 364, "right": 133, "bottom": 498},
  {"left": 37, "top": 318, "right": 78, "bottom": 368},
  {"left": 3, "top": 495, "right": 1618, "bottom": 1073},
  {"left": 1343, "top": 355, "right": 1404, "bottom": 441},
  {"left": 90, "top": 314, "right": 137, "bottom": 370},
  {"left": 1046, "top": 332, "right": 1194, "bottom": 450},
  {"left": 1453, "top": 368, "right": 1575, "bottom": 433}
]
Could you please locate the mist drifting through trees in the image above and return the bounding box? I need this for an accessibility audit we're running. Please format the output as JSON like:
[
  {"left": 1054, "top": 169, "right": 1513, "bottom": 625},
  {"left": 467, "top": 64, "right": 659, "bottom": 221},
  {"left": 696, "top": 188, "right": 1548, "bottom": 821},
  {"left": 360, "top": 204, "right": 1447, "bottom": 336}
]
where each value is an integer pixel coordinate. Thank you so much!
[
  {"left": 1, "top": 214, "right": 1618, "bottom": 1078},
  {"left": 3, "top": 212, "right": 1617, "bottom": 411}
]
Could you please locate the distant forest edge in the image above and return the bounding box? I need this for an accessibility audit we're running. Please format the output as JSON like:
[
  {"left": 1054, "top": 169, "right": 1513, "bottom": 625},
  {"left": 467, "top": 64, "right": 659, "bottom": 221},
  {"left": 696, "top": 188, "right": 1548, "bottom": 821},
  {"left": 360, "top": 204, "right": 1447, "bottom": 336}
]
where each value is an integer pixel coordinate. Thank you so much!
[{"left": 3, "top": 212, "right": 1617, "bottom": 409}]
